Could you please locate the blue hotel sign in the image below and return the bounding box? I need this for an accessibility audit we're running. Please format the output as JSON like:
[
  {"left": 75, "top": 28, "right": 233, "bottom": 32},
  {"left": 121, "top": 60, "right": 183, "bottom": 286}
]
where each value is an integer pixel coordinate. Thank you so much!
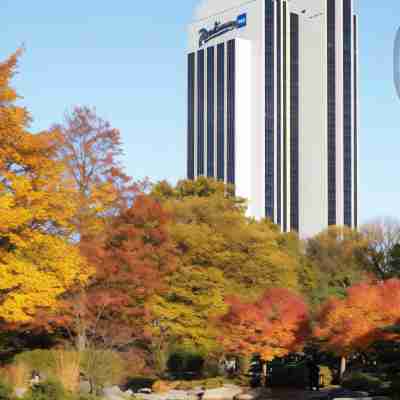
[{"left": 199, "top": 13, "right": 247, "bottom": 47}]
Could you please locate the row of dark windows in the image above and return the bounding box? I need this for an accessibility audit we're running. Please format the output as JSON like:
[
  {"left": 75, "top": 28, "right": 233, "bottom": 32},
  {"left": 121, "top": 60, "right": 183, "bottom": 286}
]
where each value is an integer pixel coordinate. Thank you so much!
[
  {"left": 207, "top": 47, "right": 215, "bottom": 178},
  {"left": 353, "top": 15, "right": 358, "bottom": 229},
  {"left": 327, "top": 0, "right": 337, "bottom": 226},
  {"left": 186, "top": 43, "right": 231, "bottom": 185},
  {"left": 217, "top": 43, "right": 225, "bottom": 181},
  {"left": 187, "top": 53, "right": 195, "bottom": 180},
  {"left": 276, "top": 0, "right": 282, "bottom": 227},
  {"left": 290, "top": 13, "right": 299, "bottom": 232},
  {"left": 343, "top": 0, "right": 353, "bottom": 227},
  {"left": 265, "top": 0, "right": 275, "bottom": 221},
  {"left": 227, "top": 40, "right": 236, "bottom": 185},
  {"left": 197, "top": 50, "right": 205, "bottom": 176},
  {"left": 283, "top": 1, "right": 288, "bottom": 232}
]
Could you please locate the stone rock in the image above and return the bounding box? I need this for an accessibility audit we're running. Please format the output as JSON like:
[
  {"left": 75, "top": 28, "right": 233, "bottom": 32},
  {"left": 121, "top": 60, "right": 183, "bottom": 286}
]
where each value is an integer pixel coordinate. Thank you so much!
[
  {"left": 138, "top": 388, "right": 153, "bottom": 394},
  {"left": 203, "top": 385, "right": 243, "bottom": 400},
  {"left": 80, "top": 380, "right": 91, "bottom": 395},
  {"left": 234, "top": 388, "right": 271, "bottom": 400},
  {"left": 103, "top": 385, "right": 134, "bottom": 400}
]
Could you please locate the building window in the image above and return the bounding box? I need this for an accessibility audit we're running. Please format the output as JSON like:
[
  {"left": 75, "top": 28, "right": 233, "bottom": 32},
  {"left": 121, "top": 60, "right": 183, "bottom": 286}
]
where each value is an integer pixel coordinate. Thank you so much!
[
  {"left": 187, "top": 52, "right": 195, "bottom": 180},
  {"left": 217, "top": 43, "right": 225, "bottom": 181},
  {"left": 290, "top": 13, "right": 299, "bottom": 232},
  {"left": 207, "top": 46, "right": 215, "bottom": 178},
  {"left": 327, "top": 0, "right": 337, "bottom": 226},
  {"left": 227, "top": 40, "right": 236, "bottom": 185},
  {"left": 197, "top": 49, "right": 205, "bottom": 176},
  {"left": 283, "top": 1, "right": 288, "bottom": 232},
  {"left": 277, "top": 0, "right": 282, "bottom": 226},
  {"left": 343, "top": 0, "right": 353, "bottom": 227},
  {"left": 353, "top": 15, "right": 358, "bottom": 228},
  {"left": 265, "top": 0, "right": 275, "bottom": 221}
]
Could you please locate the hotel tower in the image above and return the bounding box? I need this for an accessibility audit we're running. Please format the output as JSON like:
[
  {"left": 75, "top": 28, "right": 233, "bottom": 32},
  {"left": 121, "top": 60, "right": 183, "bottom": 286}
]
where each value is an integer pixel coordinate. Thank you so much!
[{"left": 187, "top": 0, "right": 359, "bottom": 237}]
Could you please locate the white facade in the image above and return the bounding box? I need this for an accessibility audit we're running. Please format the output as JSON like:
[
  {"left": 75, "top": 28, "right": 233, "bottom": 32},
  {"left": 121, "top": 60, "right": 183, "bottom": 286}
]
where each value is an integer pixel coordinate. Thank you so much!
[{"left": 187, "top": 0, "right": 359, "bottom": 237}]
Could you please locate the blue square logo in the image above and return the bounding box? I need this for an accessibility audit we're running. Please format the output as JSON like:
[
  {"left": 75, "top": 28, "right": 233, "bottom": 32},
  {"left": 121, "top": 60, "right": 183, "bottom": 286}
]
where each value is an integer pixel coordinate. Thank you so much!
[{"left": 237, "top": 13, "right": 247, "bottom": 28}]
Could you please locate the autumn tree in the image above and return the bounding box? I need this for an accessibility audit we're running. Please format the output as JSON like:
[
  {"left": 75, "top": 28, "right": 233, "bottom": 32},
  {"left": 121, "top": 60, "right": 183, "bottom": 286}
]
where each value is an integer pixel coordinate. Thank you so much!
[
  {"left": 219, "top": 288, "right": 310, "bottom": 379},
  {"left": 362, "top": 217, "right": 400, "bottom": 279},
  {"left": 305, "top": 226, "right": 373, "bottom": 301},
  {"left": 52, "top": 106, "right": 143, "bottom": 239},
  {"left": 37, "top": 194, "right": 176, "bottom": 352},
  {"left": 314, "top": 279, "right": 400, "bottom": 377},
  {"left": 150, "top": 178, "right": 308, "bottom": 356},
  {"left": 0, "top": 51, "right": 89, "bottom": 324}
]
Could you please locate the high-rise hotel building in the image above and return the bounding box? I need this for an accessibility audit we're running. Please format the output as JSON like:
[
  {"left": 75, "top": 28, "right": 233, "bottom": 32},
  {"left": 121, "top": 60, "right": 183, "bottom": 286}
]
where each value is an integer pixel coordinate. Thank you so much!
[{"left": 187, "top": 0, "right": 359, "bottom": 237}]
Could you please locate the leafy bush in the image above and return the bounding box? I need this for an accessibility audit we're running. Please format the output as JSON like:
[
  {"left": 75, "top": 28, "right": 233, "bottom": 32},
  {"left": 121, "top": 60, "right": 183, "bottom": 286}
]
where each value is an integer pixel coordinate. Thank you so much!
[
  {"left": 14, "top": 350, "right": 55, "bottom": 378},
  {"left": 268, "top": 361, "right": 333, "bottom": 389},
  {"left": 24, "top": 379, "right": 65, "bottom": 400},
  {"left": 0, "top": 379, "right": 13, "bottom": 400},
  {"left": 269, "top": 361, "right": 309, "bottom": 388},
  {"left": 167, "top": 349, "right": 204, "bottom": 379},
  {"left": 319, "top": 365, "right": 333, "bottom": 387},
  {"left": 390, "top": 375, "right": 400, "bottom": 396},
  {"left": 124, "top": 377, "right": 156, "bottom": 392},
  {"left": 342, "top": 371, "right": 383, "bottom": 392},
  {"left": 80, "top": 350, "right": 126, "bottom": 393}
]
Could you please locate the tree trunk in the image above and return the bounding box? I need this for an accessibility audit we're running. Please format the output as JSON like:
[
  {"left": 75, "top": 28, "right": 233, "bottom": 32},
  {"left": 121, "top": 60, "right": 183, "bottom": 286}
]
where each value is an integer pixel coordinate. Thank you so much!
[
  {"left": 76, "top": 333, "right": 87, "bottom": 352},
  {"left": 262, "top": 361, "right": 268, "bottom": 386},
  {"left": 339, "top": 356, "right": 347, "bottom": 380}
]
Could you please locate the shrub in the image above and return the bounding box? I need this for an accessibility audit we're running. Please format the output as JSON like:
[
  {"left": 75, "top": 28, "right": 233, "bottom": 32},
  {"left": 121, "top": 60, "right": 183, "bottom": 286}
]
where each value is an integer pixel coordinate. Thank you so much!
[
  {"left": 124, "top": 377, "right": 156, "bottom": 393},
  {"left": 269, "top": 361, "right": 309, "bottom": 388},
  {"left": 0, "top": 379, "right": 12, "bottom": 400},
  {"left": 167, "top": 349, "right": 205, "bottom": 379},
  {"left": 319, "top": 365, "right": 333, "bottom": 387},
  {"left": 24, "top": 378, "right": 65, "bottom": 400},
  {"left": 14, "top": 350, "right": 55, "bottom": 378},
  {"left": 342, "top": 372, "right": 383, "bottom": 393},
  {"left": 80, "top": 350, "right": 126, "bottom": 394}
]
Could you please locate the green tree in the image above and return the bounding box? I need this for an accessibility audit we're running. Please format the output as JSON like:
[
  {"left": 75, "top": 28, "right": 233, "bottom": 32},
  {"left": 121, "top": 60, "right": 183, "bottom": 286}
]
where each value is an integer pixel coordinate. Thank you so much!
[
  {"left": 150, "top": 178, "right": 306, "bottom": 352},
  {"left": 305, "top": 226, "right": 372, "bottom": 302}
]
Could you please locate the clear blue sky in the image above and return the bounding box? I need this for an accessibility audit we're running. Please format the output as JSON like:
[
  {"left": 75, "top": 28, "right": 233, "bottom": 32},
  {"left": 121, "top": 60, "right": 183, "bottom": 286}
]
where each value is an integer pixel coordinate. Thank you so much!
[{"left": 1, "top": 1, "right": 399, "bottom": 223}]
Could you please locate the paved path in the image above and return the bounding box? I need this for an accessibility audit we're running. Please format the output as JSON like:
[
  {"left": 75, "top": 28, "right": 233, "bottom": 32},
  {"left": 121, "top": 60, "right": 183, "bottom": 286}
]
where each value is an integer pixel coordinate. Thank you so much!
[{"left": 260, "top": 388, "right": 330, "bottom": 400}]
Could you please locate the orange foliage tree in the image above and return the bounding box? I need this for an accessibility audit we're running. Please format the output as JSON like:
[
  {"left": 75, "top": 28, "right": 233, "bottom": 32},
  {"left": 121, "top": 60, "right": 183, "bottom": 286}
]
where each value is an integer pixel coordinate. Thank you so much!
[
  {"left": 38, "top": 194, "right": 177, "bottom": 350},
  {"left": 0, "top": 51, "right": 89, "bottom": 324},
  {"left": 314, "top": 279, "right": 400, "bottom": 375},
  {"left": 52, "top": 106, "right": 144, "bottom": 239},
  {"left": 219, "top": 288, "right": 310, "bottom": 364}
]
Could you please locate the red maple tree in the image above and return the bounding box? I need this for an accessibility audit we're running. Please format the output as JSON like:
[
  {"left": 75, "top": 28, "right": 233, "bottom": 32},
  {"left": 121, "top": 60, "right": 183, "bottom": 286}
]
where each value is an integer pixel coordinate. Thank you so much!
[{"left": 219, "top": 288, "right": 310, "bottom": 362}]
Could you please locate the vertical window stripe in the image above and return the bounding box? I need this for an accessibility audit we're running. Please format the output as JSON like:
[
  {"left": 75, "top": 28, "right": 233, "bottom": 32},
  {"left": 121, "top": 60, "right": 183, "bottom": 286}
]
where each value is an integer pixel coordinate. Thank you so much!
[
  {"left": 290, "top": 13, "right": 299, "bottom": 232},
  {"left": 227, "top": 40, "right": 236, "bottom": 185},
  {"left": 197, "top": 49, "right": 205, "bottom": 176},
  {"left": 265, "top": 0, "right": 275, "bottom": 221},
  {"left": 353, "top": 15, "right": 358, "bottom": 228},
  {"left": 187, "top": 53, "right": 195, "bottom": 180},
  {"left": 277, "top": 0, "right": 282, "bottom": 226},
  {"left": 343, "top": 0, "right": 353, "bottom": 227},
  {"left": 207, "top": 47, "right": 215, "bottom": 178},
  {"left": 327, "top": 0, "right": 337, "bottom": 225},
  {"left": 217, "top": 43, "right": 225, "bottom": 181},
  {"left": 283, "top": 1, "right": 287, "bottom": 232}
]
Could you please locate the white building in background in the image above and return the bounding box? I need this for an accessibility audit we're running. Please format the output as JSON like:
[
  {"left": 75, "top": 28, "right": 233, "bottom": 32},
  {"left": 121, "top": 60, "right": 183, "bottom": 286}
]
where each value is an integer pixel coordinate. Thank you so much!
[{"left": 186, "top": 0, "right": 359, "bottom": 237}]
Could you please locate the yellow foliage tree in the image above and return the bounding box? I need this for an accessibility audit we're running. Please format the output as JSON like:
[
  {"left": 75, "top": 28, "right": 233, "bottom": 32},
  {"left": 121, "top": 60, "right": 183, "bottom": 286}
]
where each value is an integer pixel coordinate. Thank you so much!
[{"left": 0, "top": 51, "right": 90, "bottom": 323}]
